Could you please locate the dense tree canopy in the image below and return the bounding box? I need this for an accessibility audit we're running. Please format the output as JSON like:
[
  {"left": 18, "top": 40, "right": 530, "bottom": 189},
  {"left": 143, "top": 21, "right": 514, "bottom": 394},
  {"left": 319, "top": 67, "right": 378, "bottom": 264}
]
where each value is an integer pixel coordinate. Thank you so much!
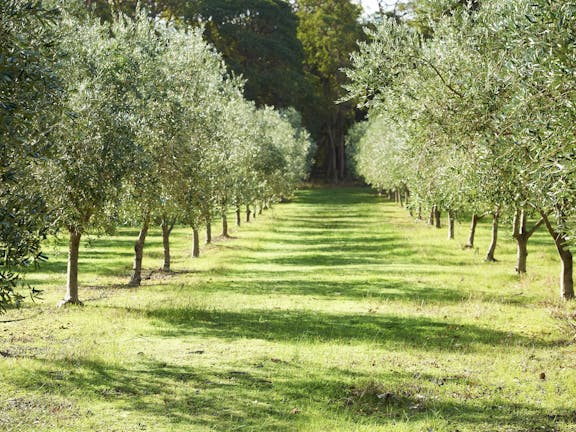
[
  {"left": 0, "top": 1, "right": 61, "bottom": 310},
  {"left": 1, "top": 1, "right": 313, "bottom": 310},
  {"left": 346, "top": 0, "right": 576, "bottom": 300}
]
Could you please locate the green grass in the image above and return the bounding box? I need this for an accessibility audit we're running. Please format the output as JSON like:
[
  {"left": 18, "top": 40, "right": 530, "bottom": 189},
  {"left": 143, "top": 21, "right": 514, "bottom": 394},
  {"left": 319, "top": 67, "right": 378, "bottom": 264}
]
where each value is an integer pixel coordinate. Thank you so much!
[{"left": 1, "top": 187, "right": 576, "bottom": 431}]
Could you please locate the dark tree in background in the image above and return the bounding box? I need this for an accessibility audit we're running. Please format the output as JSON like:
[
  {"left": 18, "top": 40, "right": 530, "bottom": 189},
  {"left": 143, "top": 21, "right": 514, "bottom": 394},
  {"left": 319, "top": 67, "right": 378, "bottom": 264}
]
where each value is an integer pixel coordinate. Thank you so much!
[
  {"left": 87, "top": 0, "right": 365, "bottom": 181},
  {"left": 198, "top": 0, "right": 308, "bottom": 110},
  {"left": 295, "top": 0, "right": 365, "bottom": 181}
]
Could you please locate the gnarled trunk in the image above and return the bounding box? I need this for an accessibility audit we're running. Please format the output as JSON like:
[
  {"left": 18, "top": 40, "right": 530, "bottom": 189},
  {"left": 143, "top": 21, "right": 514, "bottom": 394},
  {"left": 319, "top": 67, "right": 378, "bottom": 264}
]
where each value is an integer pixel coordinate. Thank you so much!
[
  {"left": 60, "top": 228, "right": 83, "bottom": 306},
  {"left": 485, "top": 209, "right": 499, "bottom": 262},
  {"left": 512, "top": 209, "right": 544, "bottom": 274},
  {"left": 129, "top": 217, "right": 149, "bottom": 286}
]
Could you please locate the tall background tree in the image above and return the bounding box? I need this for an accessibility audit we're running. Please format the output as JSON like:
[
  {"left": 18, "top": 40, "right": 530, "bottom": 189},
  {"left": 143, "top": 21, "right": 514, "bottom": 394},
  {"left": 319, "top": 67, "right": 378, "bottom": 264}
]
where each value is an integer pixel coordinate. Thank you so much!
[{"left": 296, "top": 0, "right": 364, "bottom": 181}]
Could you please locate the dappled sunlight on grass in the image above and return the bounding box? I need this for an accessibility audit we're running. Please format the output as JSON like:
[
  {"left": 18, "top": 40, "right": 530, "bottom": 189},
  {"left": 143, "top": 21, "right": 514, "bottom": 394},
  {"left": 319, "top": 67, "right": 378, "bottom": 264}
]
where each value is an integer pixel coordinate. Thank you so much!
[{"left": 2, "top": 187, "right": 576, "bottom": 431}]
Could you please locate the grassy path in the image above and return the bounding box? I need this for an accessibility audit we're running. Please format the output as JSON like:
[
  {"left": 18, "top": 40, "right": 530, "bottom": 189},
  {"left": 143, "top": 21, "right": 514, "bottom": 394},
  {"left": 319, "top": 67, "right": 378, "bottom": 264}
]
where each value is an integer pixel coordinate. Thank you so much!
[{"left": 1, "top": 187, "right": 575, "bottom": 431}]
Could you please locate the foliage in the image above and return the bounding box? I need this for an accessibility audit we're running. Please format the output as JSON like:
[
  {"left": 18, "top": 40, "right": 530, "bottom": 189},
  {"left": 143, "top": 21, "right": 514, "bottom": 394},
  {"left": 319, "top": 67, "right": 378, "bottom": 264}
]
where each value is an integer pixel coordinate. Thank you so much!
[
  {"left": 345, "top": 0, "right": 576, "bottom": 299},
  {"left": 0, "top": 0, "right": 61, "bottom": 311},
  {"left": 296, "top": 0, "right": 365, "bottom": 180}
]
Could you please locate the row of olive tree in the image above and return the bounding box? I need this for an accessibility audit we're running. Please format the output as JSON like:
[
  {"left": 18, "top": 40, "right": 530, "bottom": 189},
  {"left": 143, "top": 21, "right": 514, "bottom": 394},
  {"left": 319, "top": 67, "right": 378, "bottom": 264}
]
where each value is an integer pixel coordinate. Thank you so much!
[
  {"left": 345, "top": 0, "right": 576, "bottom": 300},
  {"left": 1, "top": 2, "right": 313, "bottom": 310}
]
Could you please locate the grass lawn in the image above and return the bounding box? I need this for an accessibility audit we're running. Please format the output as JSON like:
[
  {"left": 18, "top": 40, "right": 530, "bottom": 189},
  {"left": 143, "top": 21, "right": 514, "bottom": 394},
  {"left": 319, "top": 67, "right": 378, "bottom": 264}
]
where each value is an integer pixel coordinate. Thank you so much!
[{"left": 1, "top": 186, "right": 576, "bottom": 431}]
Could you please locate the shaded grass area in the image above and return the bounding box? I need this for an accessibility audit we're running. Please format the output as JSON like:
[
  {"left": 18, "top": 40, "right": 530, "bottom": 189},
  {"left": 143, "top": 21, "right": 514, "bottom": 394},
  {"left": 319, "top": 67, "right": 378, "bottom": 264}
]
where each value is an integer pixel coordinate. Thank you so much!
[{"left": 1, "top": 187, "right": 576, "bottom": 431}]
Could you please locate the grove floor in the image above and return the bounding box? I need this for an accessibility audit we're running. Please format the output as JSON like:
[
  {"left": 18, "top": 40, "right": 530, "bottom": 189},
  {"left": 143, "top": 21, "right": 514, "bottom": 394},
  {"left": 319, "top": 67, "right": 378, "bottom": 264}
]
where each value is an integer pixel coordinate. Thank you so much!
[{"left": 1, "top": 187, "right": 575, "bottom": 431}]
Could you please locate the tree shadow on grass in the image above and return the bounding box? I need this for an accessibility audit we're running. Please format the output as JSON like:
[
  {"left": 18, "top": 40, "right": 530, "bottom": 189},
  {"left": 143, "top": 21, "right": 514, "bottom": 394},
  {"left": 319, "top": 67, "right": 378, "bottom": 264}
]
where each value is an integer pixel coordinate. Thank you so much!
[
  {"left": 192, "top": 272, "right": 472, "bottom": 304},
  {"left": 143, "top": 306, "right": 556, "bottom": 351},
  {"left": 9, "top": 355, "right": 574, "bottom": 432}
]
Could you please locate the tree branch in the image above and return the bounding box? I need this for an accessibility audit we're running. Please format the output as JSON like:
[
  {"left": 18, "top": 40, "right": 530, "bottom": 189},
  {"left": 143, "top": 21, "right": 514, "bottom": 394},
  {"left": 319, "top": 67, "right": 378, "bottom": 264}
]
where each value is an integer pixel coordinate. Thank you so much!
[{"left": 420, "top": 58, "right": 464, "bottom": 99}]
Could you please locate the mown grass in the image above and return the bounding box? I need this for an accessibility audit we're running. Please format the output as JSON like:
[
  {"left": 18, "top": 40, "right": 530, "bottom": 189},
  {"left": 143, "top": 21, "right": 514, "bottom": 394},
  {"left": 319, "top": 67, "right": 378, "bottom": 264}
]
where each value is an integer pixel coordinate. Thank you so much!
[{"left": 1, "top": 186, "right": 576, "bottom": 431}]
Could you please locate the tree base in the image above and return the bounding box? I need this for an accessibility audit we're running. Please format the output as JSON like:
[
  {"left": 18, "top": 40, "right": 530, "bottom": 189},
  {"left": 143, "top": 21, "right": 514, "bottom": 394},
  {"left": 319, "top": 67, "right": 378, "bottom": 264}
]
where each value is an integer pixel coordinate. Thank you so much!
[{"left": 57, "top": 298, "right": 84, "bottom": 308}]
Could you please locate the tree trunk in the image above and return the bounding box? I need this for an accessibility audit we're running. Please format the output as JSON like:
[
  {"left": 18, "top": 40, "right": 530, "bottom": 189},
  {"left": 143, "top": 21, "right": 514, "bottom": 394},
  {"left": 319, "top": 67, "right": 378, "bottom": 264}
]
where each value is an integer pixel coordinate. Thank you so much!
[
  {"left": 513, "top": 209, "right": 527, "bottom": 273},
  {"left": 129, "top": 218, "right": 149, "bottom": 286},
  {"left": 161, "top": 216, "right": 174, "bottom": 272},
  {"left": 485, "top": 210, "right": 499, "bottom": 262},
  {"left": 512, "top": 209, "right": 545, "bottom": 274},
  {"left": 327, "top": 127, "right": 338, "bottom": 183},
  {"left": 466, "top": 214, "right": 479, "bottom": 248},
  {"left": 541, "top": 213, "right": 575, "bottom": 300},
  {"left": 434, "top": 207, "right": 441, "bottom": 229},
  {"left": 236, "top": 207, "right": 241, "bottom": 227},
  {"left": 560, "top": 250, "right": 574, "bottom": 300},
  {"left": 246, "top": 205, "right": 251, "bottom": 223},
  {"left": 259, "top": 203, "right": 263, "bottom": 215},
  {"left": 516, "top": 235, "right": 528, "bottom": 274},
  {"left": 447, "top": 210, "right": 455, "bottom": 240},
  {"left": 399, "top": 190, "right": 404, "bottom": 207},
  {"left": 428, "top": 206, "right": 435, "bottom": 226},
  {"left": 192, "top": 228, "right": 200, "bottom": 258},
  {"left": 339, "top": 132, "right": 345, "bottom": 180},
  {"left": 205, "top": 219, "right": 212, "bottom": 244},
  {"left": 60, "top": 228, "right": 83, "bottom": 306},
  {"left": 221, "top": 212, "right": 229, "bottom": 237},
  {"left": 417, "top": 205, "right": 422, "bottom": 220}
]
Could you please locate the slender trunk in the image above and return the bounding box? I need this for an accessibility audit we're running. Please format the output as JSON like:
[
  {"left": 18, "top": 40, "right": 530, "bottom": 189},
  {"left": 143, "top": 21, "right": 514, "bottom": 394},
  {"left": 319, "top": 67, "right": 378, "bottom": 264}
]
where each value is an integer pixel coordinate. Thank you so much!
[
  {"left": 60, "top": 228, "right": 83, "bottom": 306},
  {"left": 560, "top": 250, "right": 574, "bottom": 300},
  {"left": 417, "top": 205, "right": 422, "bottom": 221},
  {"left": 434, "top": 207, "right": 441, "bottom": 229},
  {"left": 428, "top": 206, "right": 435, "bottom": 226},
  {"left": 399, "top": 190, "right": 404, "bottom": 208},
  {"left": 259, "top": 203, "right": 263, "bottom": 215},
  {"left": 205, "top": 219, "right": 212, "bottom": 244},
  {"left": 466, "top": 214, "right": 479, "bottom": 248},
  {"left": 485, "top": 209, "right": 499, "bottom": 262},
  {"left": 246, "top": 205, "right": 251, "bottom": 223},
  {"left": 447, "top": 210, "right": 455, "bottom": 240},
  {"left": 129, "top": 217, "right": 149, "bottom": 286},
  {"left": 236, "top": 207, "right": 241, "bottom": 227},
  {"left": 327, "top": 129, "right": 338, "bottom": 183},
  {"left": 514, "top": 209, "right": 527, "bottom": 273},
  {"left": 192, "top": 228, "right": 200, "bottom": 258},
  {"left": 221, "top": 212, "right": 229, "bottom": 237},
  {"left": 339, "top": 132, "right": 345, "bottom": 180},
  {"left": 541, "top": 213, "right": 575, "bottom": 300},
  {"left": 516, "top": 235, "right": 528, "bottom": 274},
  {"left": 161, "top": 216, "right": 174, "bottom": 272}
]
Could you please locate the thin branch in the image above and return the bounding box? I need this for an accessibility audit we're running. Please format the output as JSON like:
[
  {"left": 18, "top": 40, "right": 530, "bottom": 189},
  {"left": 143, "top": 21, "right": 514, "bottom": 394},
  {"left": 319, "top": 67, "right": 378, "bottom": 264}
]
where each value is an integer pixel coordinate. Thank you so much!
[{"left": 420, "top": 58, "right": 465, "bottom": 98}]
